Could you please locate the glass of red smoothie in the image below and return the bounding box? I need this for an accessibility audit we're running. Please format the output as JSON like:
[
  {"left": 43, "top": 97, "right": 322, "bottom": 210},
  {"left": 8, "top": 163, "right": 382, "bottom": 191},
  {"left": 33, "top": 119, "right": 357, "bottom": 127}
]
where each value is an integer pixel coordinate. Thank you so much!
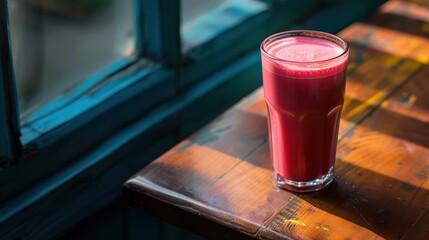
[{"left": 260, "top": 30, "right": 349, "bottom": 192}]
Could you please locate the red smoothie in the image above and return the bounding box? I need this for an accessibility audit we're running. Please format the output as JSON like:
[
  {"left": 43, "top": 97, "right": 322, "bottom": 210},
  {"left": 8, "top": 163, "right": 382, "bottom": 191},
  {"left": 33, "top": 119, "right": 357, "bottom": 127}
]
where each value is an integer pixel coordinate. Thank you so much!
[{"left": 261, "top": 32, "right": 349, "bottom": 192}]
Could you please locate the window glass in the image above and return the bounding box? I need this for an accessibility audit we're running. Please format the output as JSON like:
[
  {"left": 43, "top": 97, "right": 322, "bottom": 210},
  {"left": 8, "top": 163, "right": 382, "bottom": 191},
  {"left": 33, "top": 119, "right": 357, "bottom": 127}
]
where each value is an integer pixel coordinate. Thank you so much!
[
  {"left": 8, "top": 0, "right": 135, "bottom": 118},
  {"left": 181, "top": 0, "right": 230, "bottom": 29}
]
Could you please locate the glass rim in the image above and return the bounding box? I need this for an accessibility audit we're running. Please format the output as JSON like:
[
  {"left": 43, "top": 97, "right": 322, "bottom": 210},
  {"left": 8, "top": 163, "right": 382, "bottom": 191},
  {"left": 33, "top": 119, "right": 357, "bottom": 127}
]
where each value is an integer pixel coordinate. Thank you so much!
[{"left": 260, "top": 30, "right": 350, "bottom": 64}]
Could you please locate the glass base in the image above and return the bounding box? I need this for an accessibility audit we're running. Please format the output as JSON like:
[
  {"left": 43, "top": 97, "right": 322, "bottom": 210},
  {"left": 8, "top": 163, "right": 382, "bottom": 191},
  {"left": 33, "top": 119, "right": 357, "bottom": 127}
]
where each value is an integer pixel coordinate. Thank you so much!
[{"left": 274, "top": 168, "right": 334, "bottom": 193}]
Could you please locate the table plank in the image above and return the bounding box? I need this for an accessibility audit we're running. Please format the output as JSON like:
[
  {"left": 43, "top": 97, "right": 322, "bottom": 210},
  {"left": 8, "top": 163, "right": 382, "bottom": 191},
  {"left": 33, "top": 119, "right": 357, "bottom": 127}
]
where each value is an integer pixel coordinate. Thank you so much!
[{"left": 124, "top": 1, "right": 429, "bottom": 239}]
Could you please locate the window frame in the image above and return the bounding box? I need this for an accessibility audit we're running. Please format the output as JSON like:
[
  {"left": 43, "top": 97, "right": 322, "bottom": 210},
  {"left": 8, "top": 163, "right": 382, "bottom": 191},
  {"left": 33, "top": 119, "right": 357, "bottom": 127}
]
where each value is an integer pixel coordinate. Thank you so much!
[
  {"left": 140, "top": 0, "right": 181, "bottom": 66},
  {"left": 0, "top": 0, "right": 21, "bottom": 167}
]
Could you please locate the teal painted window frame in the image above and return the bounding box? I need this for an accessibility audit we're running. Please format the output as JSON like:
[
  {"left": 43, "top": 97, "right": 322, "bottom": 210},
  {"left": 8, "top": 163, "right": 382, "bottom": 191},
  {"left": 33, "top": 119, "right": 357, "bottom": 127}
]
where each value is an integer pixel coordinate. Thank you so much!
[{"left": 0, "top": 1, "right": 21, "bottom": 167}]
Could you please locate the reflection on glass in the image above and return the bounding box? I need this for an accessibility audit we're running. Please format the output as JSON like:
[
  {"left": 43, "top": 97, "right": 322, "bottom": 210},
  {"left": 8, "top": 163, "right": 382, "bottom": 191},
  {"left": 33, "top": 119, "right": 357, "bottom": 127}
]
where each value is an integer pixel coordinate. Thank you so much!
[{"left": 8, "top": 0, "right": 135, "bottom": 119}]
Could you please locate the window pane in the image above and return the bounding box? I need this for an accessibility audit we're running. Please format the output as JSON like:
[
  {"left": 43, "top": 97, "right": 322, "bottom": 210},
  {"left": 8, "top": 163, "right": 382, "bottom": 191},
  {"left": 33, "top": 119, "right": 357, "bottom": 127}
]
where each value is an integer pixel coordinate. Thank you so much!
[
  {"left": 181, "top": 0, "right": 230, "bottom": 28},
  {"left": 8, "top": 0, "right": 135, "bottom": 118}
]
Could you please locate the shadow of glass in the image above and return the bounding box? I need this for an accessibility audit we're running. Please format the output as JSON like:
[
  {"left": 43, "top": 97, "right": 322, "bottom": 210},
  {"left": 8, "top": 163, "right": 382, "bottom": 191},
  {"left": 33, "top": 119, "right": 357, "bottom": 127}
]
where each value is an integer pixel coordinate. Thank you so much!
[{"left": 299, "top": 160, "right": 429, "bottom": 239}]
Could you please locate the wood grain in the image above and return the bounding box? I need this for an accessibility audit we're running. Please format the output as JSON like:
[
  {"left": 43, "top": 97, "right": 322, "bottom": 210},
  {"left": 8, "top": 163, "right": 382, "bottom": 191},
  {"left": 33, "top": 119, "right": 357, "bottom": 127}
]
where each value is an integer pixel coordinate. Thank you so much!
[{"left": 124, "top": 1, "right": 429, "bottom": 239}]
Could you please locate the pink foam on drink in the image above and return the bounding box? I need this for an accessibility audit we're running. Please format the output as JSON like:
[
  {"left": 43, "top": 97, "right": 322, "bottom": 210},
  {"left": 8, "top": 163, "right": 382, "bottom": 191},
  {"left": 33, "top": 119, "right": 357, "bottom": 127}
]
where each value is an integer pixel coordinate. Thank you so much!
[
  {"left": 263, "top": 36, "right": 346, "bottom": 78},
  {"left": 266, "top": 37, "right": 343, "bottom": 62}
]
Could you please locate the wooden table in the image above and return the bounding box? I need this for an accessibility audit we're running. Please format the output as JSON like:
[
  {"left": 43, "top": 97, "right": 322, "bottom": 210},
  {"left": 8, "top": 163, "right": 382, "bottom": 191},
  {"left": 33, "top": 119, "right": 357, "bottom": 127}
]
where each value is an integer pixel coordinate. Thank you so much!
[{"left": 124, "top": 1, "right": 429, "bottom": 239}]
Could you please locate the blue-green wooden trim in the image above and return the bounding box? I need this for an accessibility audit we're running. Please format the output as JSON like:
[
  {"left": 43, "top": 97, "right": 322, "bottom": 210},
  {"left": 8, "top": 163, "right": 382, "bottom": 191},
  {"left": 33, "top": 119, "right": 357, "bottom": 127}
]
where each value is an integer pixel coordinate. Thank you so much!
[
  {"left": 134, "top": 0, "right": 144, "bottom": 56},
  {"left": 20, "top": 58, "right": 136, "bottom": 130},
  {"left": 22, "top": 59, "right": 152, "bottom": 144},
  {"left": 0, "top": 0, "right": 21, "bottom": 166},
  {"left": 141, "top": 0, "right": 181, "bottom": 66},
  {"left": 0, "top": 65, "right": 175, "bottom": 202}
]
